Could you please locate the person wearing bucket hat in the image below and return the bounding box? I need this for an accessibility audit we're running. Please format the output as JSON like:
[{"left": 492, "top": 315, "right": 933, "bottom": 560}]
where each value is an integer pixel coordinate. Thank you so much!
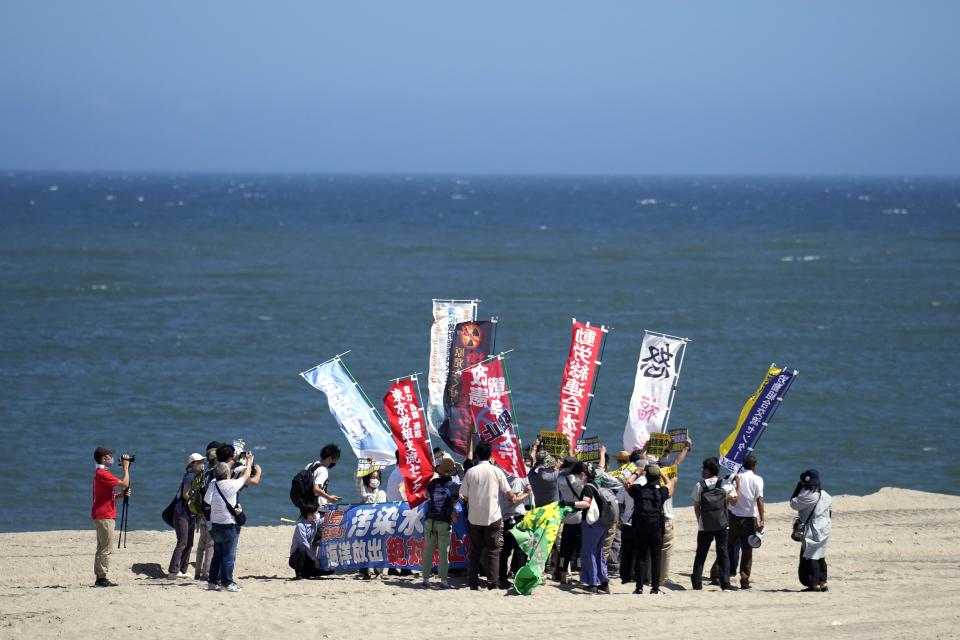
[
  {"left": 790, "top": 469, "right": 832, "bottom": 592},
  {"left": 168, "top": 453, "right": 205, "bottom": 578}
]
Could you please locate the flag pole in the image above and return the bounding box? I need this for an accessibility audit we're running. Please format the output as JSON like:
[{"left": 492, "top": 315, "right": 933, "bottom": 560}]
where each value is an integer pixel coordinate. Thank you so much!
[
  {"left": 299, "top": 350, "right": 352, "bottom": 377},
  {"left": 336, "top": 355, "right": 391, "bottom": 432},
  {"left": 580, "top": 323, "right": 611, "bottom": 434},
  {"left": 410, "top": 374, "right": 434, "bottom": 453},
  {"left": 658, "top": 333, "right": 690, "bottom": 435},
  {"left": 456, "top": 349, "right": 515, "bottom": 375},
  {"left": 499, "top": 353, "right": 525, "bottom": 457}
]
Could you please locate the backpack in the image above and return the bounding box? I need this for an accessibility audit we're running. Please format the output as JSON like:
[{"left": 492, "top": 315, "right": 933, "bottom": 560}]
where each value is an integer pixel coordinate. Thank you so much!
[
  {"left": 699, "top": 479, "right": 729, "bottom": 531},
  {"left": 595, "top": 485, "right": 619, "bottom": 530},
  {"left": 290, "top": 462, "right": 323, "bottom": 509},
  {"left": 631, "top": 482, "right": 664, "bottom": 527}
]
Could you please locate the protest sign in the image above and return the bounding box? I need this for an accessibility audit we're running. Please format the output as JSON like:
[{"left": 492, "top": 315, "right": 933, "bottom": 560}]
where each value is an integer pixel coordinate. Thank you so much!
[
  {"left": 539, "top": 430, "right": 570, "bottom": 458},
  {"left": 647, "top": 432, "right": 672, "bottom": 458},
  {"left": 575, "top": 435, "right": 601, "bottom": 464},
  {"left": 668, "top": 428, "right": 689, "bottom": 452}
]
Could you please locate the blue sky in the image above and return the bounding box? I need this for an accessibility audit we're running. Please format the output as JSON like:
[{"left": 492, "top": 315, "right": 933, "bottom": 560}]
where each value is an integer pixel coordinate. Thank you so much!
[{"left": 1, "top": 2, "right": 958, "bottom": 174}]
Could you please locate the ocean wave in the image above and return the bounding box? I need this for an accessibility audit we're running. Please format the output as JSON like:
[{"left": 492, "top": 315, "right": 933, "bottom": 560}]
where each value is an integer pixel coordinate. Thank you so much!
[{"left": 780, "top": 255, "right": 822, "bottom": 263}]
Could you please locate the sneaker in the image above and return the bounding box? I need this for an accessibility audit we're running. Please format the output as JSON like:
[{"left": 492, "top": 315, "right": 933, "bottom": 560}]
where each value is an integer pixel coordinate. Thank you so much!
[
  {"left": 207, "top": 583, "right": 221, "bottom": 591},
  {"left": 439, "top": 580, "right": 454, "bottom": 589},
  {"left": 421, "top": 578, "right": 431, "bottom": 588},
  {"left": 633, "top": 586, "right": 643, "bottom": 595},
  {"left": 650, "top": 589, "right": 665, "bottom": 597},
  {"left": 598, "top": 583, "right": 610, "bottom": 594},
  {"left": 167, "top": 572, "right": 180, "bottom": 579},
  {"left": 721, "top": 585, "right": 739, "bottom": 592},
  {"left": 224, "top": 582, "right": 241, "bottom": 593},
  {"left": 176, "top": 572, "right": 189, "bottom": 579},
  {"left": 94, "top": 578, "right": 117, "bottom": 588},
  {"left": 585, "top": 585, "right": 598, "bottom": 594},
  {"left": 709, "top": 578, "right": 721, "bottom": 586}
]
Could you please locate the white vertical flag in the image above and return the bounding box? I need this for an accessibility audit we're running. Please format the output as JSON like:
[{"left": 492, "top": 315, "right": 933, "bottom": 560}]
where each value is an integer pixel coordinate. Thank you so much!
[
  {"left": 426, "top": 299, "right": 477, "bottom": 433},
  {"left": 623, "top": 331, "right": 688, "bottom": 452}
]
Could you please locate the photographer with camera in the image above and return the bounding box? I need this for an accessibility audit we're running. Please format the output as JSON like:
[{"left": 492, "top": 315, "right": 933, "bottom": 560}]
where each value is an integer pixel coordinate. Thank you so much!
[
  {"left": 204, "top": 447, "right": 260, "bottom": 592},
  {"left": 91, "top": 446, "right": 132, "bottom": 588}
]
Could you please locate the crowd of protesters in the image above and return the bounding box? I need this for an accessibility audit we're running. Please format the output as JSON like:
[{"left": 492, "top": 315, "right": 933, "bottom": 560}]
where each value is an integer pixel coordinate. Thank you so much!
[{"left": 91, "top": 435, "right": 831, "bottom": 594}]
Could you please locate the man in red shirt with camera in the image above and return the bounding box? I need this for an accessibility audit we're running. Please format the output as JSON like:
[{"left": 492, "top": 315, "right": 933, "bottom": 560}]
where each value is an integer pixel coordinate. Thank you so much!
[{"left": 92, "top": 446, "right": 131, "bottom": 587}]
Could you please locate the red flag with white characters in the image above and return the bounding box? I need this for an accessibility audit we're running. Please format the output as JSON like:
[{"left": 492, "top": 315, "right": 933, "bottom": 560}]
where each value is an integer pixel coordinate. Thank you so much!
[
  {"left": 460, "top": 357, "right": 527, "bottom": 479},
  {"left": 383, "top": 379, "right": 434, "bottom": 507},
  {"left": 556, "top": 320, "right": 607, "bottom": 449}
]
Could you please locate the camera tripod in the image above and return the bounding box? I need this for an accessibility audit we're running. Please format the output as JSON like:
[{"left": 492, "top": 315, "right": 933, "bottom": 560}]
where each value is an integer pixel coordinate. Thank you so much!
[{"left": 117, "top": 490, "right": 130, "bottom": 549}]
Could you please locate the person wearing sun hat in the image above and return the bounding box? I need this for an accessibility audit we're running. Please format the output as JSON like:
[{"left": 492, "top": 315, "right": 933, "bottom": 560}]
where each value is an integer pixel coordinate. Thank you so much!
[
  {"left": 422, "top": 456, "right": 461, "bottom": 589},
  {"left": 168, "top": 453, "right": 205, "bottom": 579}
]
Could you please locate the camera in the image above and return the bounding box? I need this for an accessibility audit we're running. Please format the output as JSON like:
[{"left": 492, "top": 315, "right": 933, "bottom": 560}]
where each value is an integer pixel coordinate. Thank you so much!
[{"left": 121, "top": 453, "right": 136, "bottom": 464}]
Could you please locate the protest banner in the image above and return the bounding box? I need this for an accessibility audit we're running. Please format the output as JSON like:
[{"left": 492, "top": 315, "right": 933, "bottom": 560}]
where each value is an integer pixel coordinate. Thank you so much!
[
  {"left": 719, "top": 364, "right": 798, "bottom": 474},
  {"left": 575, "top": 435, "right": 601, "bottom": 464},
  {"left": 556, "top": 320, "right": 608, "bottom": 449},
  {"left": 509, "top": 502, "right": 571, "bottom": 595},
  {"left": 668, "top": 428, "right": 689, "bottom": 452},
  {"left": 318, "top": 501, "right": 470, "bottom": 571},
  {"left": 610, "top": 461, "right": 637, "bottom": 483},
  {"left": 460, "top": 355, "right": 527, "bottom": 478},
  {"left": 659, "top": 464, "right": 678, "bottom": 481},
  {"left": 647, "top": 432, "right": 673, "bottom": 458},
  {"left": 301, "top": 355, "right": 396, "bottom": 472},
  {"left": 383, "top": 377, "right": 434, "bottom": 508},
  {"left": 427, "top": 299, "right": 478, "bottom": 435},
  {"left": 439, "top": 319, "right": 496, "bottom": 456},
  {"left": 623, "top": 331, "right": 689, "bottom": 452},
  {"left": 538, "top": 430, "right": 570, "bottom": 458}
]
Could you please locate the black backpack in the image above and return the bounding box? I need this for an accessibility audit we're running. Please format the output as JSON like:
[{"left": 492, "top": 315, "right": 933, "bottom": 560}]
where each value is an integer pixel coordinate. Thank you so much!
[
  {"left": 290, "top": 462, "right": 322, "bottom": 509},
  {"left": 631, "top": 483, "right": 664, "bottom": 526},
  {"left": 698, "top": 479, "right": 729, "bottom": 531}
]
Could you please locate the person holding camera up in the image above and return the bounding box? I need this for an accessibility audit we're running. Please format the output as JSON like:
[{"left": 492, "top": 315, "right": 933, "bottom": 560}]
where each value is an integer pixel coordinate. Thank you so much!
[
  {"left": 204, "top": 450, "right": 256, "bottom": 593},
  {"left": 91, "top": 446, "right": 132, "bottom": 588}
]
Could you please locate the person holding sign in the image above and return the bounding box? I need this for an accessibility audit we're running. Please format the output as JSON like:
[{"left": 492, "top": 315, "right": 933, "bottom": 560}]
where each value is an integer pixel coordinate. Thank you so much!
[{"left": 625, "top": 463, "right": 675, "bottom": 595}]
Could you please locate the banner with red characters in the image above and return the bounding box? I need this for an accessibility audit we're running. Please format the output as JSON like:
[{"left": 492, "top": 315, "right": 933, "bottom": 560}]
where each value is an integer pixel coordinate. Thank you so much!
[
  {"left": 460, "top": 357, "right": 527, "bottom": 479},
  {"left": 556, "top": 320, "right": 608, "bottom": 449},
  {"left": 383, "top": 379, "right": 434, "bottom": 508}
]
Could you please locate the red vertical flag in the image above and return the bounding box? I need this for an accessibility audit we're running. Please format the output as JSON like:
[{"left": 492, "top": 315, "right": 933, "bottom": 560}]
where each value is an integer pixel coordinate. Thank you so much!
[
  {"left": 460, "top": 358, "right": 527, "bottom": 479},
  {"left": 556, "top": 321, "right": 606, "bottom": 449},
  {"left": 383, "top": 379, "right": 434, "bottom": 507}
]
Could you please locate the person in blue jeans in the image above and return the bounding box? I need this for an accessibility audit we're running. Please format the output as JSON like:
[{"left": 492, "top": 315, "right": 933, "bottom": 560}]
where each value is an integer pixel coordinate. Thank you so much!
[
  {"left": 421, "top": 457, "right": 460, "bottom": 589},
  {"left": 204, "top": 454, "right": 254, "bottom": 592}
]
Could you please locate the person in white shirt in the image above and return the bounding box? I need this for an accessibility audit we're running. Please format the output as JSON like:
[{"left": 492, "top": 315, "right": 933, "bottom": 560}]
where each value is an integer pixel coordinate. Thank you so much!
[
  {"left": 203, "top": 454, "right": 253, "bottom": 593},
  {"left": 726, "top": 453, "right": 764, "bottom": 589},
  {"left": 690, "top": 457, "right": 738, "bottom": 591},
  {"left": 307, "top": 443, "right": 342, "bottom": 508},
  {"left": 459, "top": 441, "right": 521, "bottom": 591}
]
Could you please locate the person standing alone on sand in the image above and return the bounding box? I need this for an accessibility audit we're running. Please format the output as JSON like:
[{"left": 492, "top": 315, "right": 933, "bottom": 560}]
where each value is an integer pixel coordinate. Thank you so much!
[
  {"left": 790, "top": 469, "right": 832, "bottom": 592},
  {"left": 91, "top": 446, "right": 131, "bottom": 587}
]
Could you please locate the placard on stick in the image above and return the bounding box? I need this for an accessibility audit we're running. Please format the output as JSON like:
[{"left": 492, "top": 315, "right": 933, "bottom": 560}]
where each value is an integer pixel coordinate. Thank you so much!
[
  {"left": 647, "top": 432, "right": 673, "bottom": 458},
  {"left": 668, "top": 428, "right": 689, "bottom": 453},
  {"left": 576, "top": 435, "right": 602, "bottom": 464},
  {"left": 539, "top": 431, "right": 570, "bottom": 458},
  {"left": 659, "top": 464, "right": 678, "bottom": 481}
]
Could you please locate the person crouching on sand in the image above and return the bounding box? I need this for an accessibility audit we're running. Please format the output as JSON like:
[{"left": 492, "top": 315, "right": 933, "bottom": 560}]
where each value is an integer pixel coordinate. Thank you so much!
[{"left": 289, "top": 505, "right": 324, "bottom": 579}]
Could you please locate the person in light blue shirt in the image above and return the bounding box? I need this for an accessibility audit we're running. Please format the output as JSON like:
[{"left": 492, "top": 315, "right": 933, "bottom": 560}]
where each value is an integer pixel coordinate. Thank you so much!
[{"left": 289, "top": 505, "right": 324, "bottom": 579}]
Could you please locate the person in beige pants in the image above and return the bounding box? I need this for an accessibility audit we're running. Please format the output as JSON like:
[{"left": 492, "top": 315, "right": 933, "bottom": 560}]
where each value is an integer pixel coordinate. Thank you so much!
[{"left": 91, "top": 446, "right": 131, "bottom": 587}]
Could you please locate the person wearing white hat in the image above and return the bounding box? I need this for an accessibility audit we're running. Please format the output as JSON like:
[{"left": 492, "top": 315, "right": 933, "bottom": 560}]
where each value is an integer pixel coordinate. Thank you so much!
[{"left": 168, "top": 453, "right": 205, "bottom": 579}]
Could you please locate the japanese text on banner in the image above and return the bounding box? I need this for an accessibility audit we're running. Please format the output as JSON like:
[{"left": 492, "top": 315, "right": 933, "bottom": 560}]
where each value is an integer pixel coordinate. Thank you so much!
[
  {"left": 461, "top": 358, "right": 527, "bottom": 479},
  {"left": 383, "top": 379, "right": 434, "bottom": 508},
  {"left": 556, "top": 321, "right": 605, "bottom": 448}
]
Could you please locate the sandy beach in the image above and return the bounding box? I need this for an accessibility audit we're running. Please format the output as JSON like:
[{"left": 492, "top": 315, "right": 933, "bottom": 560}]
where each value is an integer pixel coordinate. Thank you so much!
[{"left": 2, "top": 488, "right": 958, "bottom": 639}]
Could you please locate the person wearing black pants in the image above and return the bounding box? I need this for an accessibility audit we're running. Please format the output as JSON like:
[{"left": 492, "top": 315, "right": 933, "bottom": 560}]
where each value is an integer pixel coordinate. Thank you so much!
[
  {"left": 690, "top": 458, "right": 738, "bottom": 591},
  {"left": 625, "top": 464, "right": 674, "bottom": 595}
]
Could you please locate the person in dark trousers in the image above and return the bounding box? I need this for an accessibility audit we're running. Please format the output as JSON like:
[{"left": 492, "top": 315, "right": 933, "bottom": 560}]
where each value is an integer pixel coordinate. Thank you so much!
[
  {"left": 690, "top": 457, "right": 738, "bottom": 591},
  {"left": 626, "top": 463, "right": 675, "bottom": 595},
  {"left": 459, "top": 441, "right": 521, "bottom": 591},
  {"left": 289, "top": 505, "right": 324, "bottom": 579},
  {"left": 168, "top": 453, "right": 204, "bottom": 578}
]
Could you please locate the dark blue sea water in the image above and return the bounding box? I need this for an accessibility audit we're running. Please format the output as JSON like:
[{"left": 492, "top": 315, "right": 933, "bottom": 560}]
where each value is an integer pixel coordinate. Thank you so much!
[{"left": 1, "top": 172, "right": 958, "bottom": 532}]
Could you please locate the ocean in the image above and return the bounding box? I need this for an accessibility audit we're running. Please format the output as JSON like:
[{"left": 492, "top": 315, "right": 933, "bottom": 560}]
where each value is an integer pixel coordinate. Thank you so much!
[{"left": 1, "top": 172, "right": 958, "bottom": 532}]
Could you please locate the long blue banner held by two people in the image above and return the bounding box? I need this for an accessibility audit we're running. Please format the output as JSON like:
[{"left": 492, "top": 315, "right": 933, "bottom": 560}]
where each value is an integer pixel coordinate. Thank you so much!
[{"left": 318, "top": 501, "right": 470, "bottom": 570}]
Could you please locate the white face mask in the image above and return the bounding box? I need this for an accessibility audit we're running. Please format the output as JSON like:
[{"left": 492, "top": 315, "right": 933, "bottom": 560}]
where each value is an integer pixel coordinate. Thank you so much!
[{"left": 368, "top": 479, "right": 380, "bottom": 489}]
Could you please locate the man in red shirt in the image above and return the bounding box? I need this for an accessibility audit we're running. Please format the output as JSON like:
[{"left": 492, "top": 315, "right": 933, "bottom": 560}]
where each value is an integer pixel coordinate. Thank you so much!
[{"left": 92, "top": 446, "right": 131, "bottom": 587}]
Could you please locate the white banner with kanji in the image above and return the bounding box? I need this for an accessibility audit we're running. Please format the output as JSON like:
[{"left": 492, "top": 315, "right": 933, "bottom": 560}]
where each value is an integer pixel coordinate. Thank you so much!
[{"left": 623, "top": 331, "right": 686, "bottom": 452}]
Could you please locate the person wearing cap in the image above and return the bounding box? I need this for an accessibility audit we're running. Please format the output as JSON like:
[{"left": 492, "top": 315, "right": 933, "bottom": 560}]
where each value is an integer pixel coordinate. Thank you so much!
[
  {"left": 553, "top": 454, "right": 582, "bottom": 584},
  {"left": 193, "top": 441, "right": 222, "bottom": 580},
  {"left": 421, "top": 457, "right": 461, "bottom": 588},
  {"left": 790, "top": 469, "right": 832, "bottom": 592},
  {"left": 91, "top": 446, "right": 131, "bottom": 587},
  {"left": 625, "top": 463, "right": 675, "bottom": 595},
  {"left": 726, "top": 453, "right": 765, "bottom": 589},
  {"left": 168, "top": 453, "right": 205, "bottom": 579}
]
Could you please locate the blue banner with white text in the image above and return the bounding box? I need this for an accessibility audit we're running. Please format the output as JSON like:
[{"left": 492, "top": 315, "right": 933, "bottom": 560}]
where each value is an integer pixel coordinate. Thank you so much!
[{"left": 318, "top": 501, "right": 470, "bottom": 570}]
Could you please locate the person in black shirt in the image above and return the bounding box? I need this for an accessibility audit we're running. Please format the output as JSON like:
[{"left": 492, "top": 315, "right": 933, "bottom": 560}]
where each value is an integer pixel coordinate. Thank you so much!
[{"left": 626, "top": 464, "right": 674, "bottom": 595}]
